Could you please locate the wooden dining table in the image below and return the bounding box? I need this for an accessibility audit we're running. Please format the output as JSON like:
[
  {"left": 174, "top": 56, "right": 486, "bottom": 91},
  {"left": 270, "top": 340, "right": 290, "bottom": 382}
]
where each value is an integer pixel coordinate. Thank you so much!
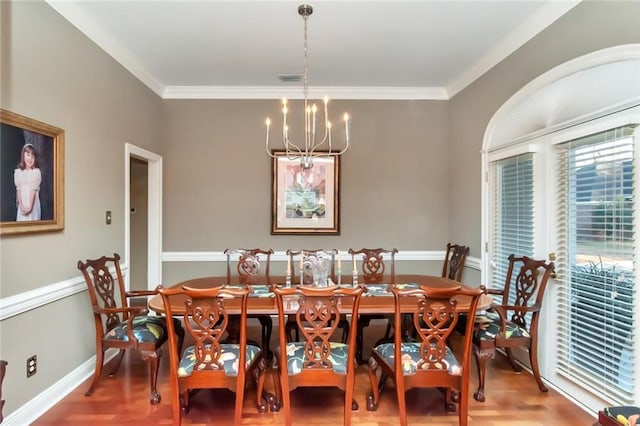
[{"left": 147, "top": 274, "right": 491, "bottom": 315}]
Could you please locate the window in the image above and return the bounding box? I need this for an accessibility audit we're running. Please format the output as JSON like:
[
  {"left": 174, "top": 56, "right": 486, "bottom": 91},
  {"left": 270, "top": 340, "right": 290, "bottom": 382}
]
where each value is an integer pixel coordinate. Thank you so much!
[
  {"left": 555, "top": 125, "right": 637, "bottom": 405},
  {"left": 490, "top": 153, "right": 535, "bottom": 293}
]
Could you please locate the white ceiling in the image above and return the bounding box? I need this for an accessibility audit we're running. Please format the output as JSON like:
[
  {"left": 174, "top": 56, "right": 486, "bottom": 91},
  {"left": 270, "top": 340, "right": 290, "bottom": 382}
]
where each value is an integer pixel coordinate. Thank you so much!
[{"left": 46, "top": 0, "right": 580, "bottom": 100}]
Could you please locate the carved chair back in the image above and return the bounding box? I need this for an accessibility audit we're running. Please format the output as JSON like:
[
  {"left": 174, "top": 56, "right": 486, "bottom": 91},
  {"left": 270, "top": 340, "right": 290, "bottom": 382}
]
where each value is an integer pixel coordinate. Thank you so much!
[
  {"left": 442, "top": 243, "right": 470, "bottom": 282},
  {"left": 224, "top": 248, "right": 273, "bottom": 285},
  {"left": 348, "top": 248, "right": 398, "bottom": 284}
]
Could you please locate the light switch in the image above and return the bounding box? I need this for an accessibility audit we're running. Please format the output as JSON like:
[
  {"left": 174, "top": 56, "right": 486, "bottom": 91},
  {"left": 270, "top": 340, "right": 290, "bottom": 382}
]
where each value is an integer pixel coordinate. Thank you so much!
[{"left": 105, "top": 210, "right": 112, "bottom": 225}]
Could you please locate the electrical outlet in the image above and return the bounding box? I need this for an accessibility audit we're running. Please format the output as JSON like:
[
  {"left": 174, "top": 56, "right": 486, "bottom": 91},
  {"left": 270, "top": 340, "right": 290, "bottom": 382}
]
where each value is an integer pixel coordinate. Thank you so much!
[{"left": 26, "top": 355, "right": 37, "bottom": 377}]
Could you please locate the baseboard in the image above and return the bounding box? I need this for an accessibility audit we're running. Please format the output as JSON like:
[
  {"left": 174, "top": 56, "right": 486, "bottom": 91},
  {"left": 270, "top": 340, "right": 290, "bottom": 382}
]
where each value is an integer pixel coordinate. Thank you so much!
[{"left": 3, "top": 351, "right": 117, "bottom": 426}]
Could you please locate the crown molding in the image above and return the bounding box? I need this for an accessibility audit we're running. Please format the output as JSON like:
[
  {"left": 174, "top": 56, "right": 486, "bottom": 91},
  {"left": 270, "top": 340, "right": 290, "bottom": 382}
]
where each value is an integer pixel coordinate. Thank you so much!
[
  {"left": 447, "top": 0, "right": 581, "bottom": 97},
  {"left": 161, "top": 86, "right": 449, "bottom": 100}
]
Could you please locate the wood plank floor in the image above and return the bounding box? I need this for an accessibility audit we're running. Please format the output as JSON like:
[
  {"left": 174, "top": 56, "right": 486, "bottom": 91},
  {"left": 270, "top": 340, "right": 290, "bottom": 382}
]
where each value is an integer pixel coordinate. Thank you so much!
[{"left": 32, "top": 322, "right": 597, "bottom": 425}]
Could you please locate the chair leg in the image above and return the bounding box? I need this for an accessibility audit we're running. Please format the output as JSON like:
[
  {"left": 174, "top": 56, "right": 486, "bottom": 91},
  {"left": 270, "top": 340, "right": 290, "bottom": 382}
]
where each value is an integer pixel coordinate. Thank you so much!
[
  {"left": 258, "top": 316, "right": 273, "bottom": 357},
  {"left": 173, "top": 318, "right": 185, "bottom": 356},
  {"left": 365, "top": 357, "right": 381, "bottom": 411},
  {"left": 529, "top": 342, "right": 548, "bottom": 393},
  {"left": 86, "top": 349, "right": 105, "bottom": 396},
  {"left": 141, "top": 349, "right": 161, "bottom": 405},
  {"left": 473, "top": 347, "right": 494, "bottom": 402},
  {"left": 505, "top": 348, "right": 523, "bottom": 372},
  {"left": 108, "top": 349, "right": 126, "bottom": 377},
  {"left": 234, "top": 374, "right": 245, "bottom": 426},
  {"left": 338, "top": 317, "right": 349, "bottom": 344},
  {"left": 255, "top": 357, "right": 269, "bottom": 414},
  {"left": 271, "top": 356, "right": 282, "bottom": 412},
  {"left": 285, "top": 316, "right": 298, "bottom": 342},
  {"left": 356, "top": 315, "right": 371, "bottom": 364}
]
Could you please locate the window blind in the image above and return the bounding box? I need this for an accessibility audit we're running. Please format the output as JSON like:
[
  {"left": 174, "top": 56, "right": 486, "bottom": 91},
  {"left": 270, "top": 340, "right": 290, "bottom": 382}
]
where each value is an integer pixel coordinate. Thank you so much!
[
  {"left": 555, "top": 125, "right": 637, "bottom": 405},
  {"left": 491, "top": 153, "right": 535, "bottom": 294}
]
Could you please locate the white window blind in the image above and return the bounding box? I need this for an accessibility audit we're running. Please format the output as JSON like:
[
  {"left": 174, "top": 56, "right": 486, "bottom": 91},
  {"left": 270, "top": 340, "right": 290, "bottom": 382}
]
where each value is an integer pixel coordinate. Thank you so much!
[
  {"left": 555, "top": 125, "right": 637, "bottom": 405},
  {"left": 491, "top": 153, "right": 535, "bottom": 291}
]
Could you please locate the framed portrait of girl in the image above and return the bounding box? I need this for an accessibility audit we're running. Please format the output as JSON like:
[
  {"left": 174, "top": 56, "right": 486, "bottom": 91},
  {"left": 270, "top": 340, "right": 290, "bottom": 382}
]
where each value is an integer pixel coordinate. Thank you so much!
[{"left": 0, "top": 109, "right": 64, "bottom": 235}]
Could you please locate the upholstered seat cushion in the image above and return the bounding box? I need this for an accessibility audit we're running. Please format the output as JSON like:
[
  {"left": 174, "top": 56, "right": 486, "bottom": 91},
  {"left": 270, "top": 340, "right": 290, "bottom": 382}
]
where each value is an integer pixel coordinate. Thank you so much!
[
  {"left": 105, "top": 315, "right": 167, "bottom": 343},
  {"left": 280, "top": 342, "right": 349, "bottom": 375},
  {"left": 178, "top": 343, "right": 261, "bottom": 377},
  {"left": 474, "top": 310, "right": 530, "bottom": 340},
  {"left": 373, "top": 342, "right": 461, "bottom": 375}
]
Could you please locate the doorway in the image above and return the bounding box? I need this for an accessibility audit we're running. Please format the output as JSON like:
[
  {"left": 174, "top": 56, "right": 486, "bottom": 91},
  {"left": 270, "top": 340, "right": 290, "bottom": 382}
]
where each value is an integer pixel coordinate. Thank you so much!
[{"left": 125, "top": 143, "right": 163, "bottom": 291}]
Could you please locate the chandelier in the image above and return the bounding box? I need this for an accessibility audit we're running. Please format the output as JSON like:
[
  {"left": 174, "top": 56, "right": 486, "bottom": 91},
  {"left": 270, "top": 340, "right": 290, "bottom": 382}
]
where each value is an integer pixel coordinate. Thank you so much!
[{"left": 265, "top": 3, "right": 350, "bottom": 170}]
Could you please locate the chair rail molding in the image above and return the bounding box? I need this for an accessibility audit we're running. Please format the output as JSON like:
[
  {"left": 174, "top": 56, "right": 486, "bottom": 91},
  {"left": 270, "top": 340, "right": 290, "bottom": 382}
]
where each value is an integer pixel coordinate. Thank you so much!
[{"left": 0, "top": 265, "right": 127, "bottom": 321}]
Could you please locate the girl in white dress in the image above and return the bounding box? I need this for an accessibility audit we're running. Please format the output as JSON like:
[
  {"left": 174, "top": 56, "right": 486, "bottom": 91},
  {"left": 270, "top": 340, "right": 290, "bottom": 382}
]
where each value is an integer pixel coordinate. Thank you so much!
[{"left": 14, "top": 143, "right": 41, "bottom": 221}]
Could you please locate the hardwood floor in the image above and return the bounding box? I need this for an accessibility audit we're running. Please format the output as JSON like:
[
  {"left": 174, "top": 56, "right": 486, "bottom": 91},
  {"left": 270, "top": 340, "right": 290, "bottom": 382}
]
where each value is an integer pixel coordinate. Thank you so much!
[{"left": 32, "top": 322, "right": 597, "bottom": 425}]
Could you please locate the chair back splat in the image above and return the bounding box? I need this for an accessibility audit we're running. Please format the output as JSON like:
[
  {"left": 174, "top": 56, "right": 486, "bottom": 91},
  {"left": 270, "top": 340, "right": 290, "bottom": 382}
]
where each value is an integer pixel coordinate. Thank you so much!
[
  {"left": 472, "top": 255, "right": 555, "bottom": 402},
  {"left": 158, "top": 284, "right": 269, "bottom": 425},
  {"left": 442, "top": 243, "right": 470, "bottom": 282},
  {"left": 366, "top": 284, "right": 484, "bottom": 426},
  {"left": 271, "top": 284, "right": 366, "bottom": 426},
  {"left": 78, "top": 253, "right": 184, "bottom": 405}
]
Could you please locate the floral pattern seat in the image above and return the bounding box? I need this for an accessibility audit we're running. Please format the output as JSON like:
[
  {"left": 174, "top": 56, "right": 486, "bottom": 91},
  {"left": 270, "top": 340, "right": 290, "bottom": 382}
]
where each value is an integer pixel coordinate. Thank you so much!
[
  {"left": 281, "top": 341, "right": 350, "bottom": 375},
  {"left": 373, "top": 342, "right": 461, "bottom": 375},
  {"left": 178, "top": 343, "right": 262, "bottom": 377},
  {"left": 106, "top": 315, "right": 167, "bottom": 343},
  {"left": 474, "top": 310, "right": 531, "bottom": 341}
]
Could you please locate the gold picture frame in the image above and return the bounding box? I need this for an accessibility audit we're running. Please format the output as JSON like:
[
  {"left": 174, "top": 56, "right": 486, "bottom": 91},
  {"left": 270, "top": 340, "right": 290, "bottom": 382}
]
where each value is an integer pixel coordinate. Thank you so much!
[
  {"left": 271, "top": 152, "right": 340, "bottom": 235},
  {"left": 0, "top": 109, "right": 65, "bottom": 235}
]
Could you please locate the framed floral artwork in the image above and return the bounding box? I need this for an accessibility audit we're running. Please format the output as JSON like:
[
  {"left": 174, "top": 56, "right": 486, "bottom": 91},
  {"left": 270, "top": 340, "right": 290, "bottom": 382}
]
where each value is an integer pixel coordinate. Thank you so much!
[{"left": 271, "top": 152, "right": 340, "bottom": 235}]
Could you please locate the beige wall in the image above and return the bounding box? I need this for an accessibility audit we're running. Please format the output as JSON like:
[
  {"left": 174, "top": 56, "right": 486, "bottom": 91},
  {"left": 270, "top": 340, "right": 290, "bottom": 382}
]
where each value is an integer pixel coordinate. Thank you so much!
[
  {"left": 1, "top": 0, "right": 638, "bottom": 420},
  {"left": 160, "top": 99, "right": 450, "bottom": 248},
  {"left": 0, "top": 0, "right": 162, "bottom": 413}
]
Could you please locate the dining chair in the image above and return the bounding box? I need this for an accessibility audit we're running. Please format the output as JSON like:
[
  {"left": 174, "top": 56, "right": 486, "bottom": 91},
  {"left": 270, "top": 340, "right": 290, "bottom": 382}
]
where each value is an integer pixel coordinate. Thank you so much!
[
  {"left": 77, "top": 253, "right": 184, "bottom": 404},
  {"left": 285, "top": 249, "right": 348, "bottom": 342},
  {"left": 366, "top": 284, "right": 484, "bottom": 426},
  {"left": 348, "top": 247, "right": 398, "bottom": 364},
  {"left": 271, "top": 283, "right": 366, "bottom": 426},
  {"left": 472, "top": 254, "right": 555, "bottom": 402},
  {"left": 442, "top": 243, "right": 470, "bottom": 282},
  {"left": 224, "top": 248, "right": 274, "bottom": 356},
  {"left": 157, "top": 284, "right": 269, "bottom": 425}
]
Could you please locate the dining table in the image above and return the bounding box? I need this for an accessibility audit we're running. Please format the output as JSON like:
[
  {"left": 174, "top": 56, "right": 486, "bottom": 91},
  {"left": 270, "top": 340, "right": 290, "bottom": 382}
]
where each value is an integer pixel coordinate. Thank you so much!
[{"left": 147, "top": 274, "right": 491, "bottom": 316}]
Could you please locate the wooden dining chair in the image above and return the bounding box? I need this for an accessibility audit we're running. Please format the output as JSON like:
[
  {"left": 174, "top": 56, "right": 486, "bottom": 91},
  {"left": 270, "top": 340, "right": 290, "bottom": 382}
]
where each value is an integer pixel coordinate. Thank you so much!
[
  {"left": 284, "top": 249, "right": 348, "bottom": 342},
  {"left": 157, "top": 284, "right": 269, "bottom": 425},
  {"left": 472, "top": 255, "right": 555, "bottom": 402},
  {"left": 366, "top": 284, "right": 484, "bottom": 426},
  {"left": 224, "top": 248, "right": 274, "bottom": 356},
  {"left": 442, "top": 243, "right": 470, "bottom": 282},
  {"left": 348, "top": 247, "right": 398, "bottom": 364},
  {"left": 77, "top": 253, "right": 184, "bottom": 404},
  {"left": 271, "top": 283, "right": 366, "bottom": 426}
]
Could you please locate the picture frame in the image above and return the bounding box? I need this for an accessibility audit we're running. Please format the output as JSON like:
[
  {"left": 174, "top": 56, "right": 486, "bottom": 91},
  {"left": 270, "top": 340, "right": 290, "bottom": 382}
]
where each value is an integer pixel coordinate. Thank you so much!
[
  {"left": 271, "top": 151, "right": 340, "bottom": 235},
  {"left": 1, "top": 109, "right": 65, "bottom": 235}
]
